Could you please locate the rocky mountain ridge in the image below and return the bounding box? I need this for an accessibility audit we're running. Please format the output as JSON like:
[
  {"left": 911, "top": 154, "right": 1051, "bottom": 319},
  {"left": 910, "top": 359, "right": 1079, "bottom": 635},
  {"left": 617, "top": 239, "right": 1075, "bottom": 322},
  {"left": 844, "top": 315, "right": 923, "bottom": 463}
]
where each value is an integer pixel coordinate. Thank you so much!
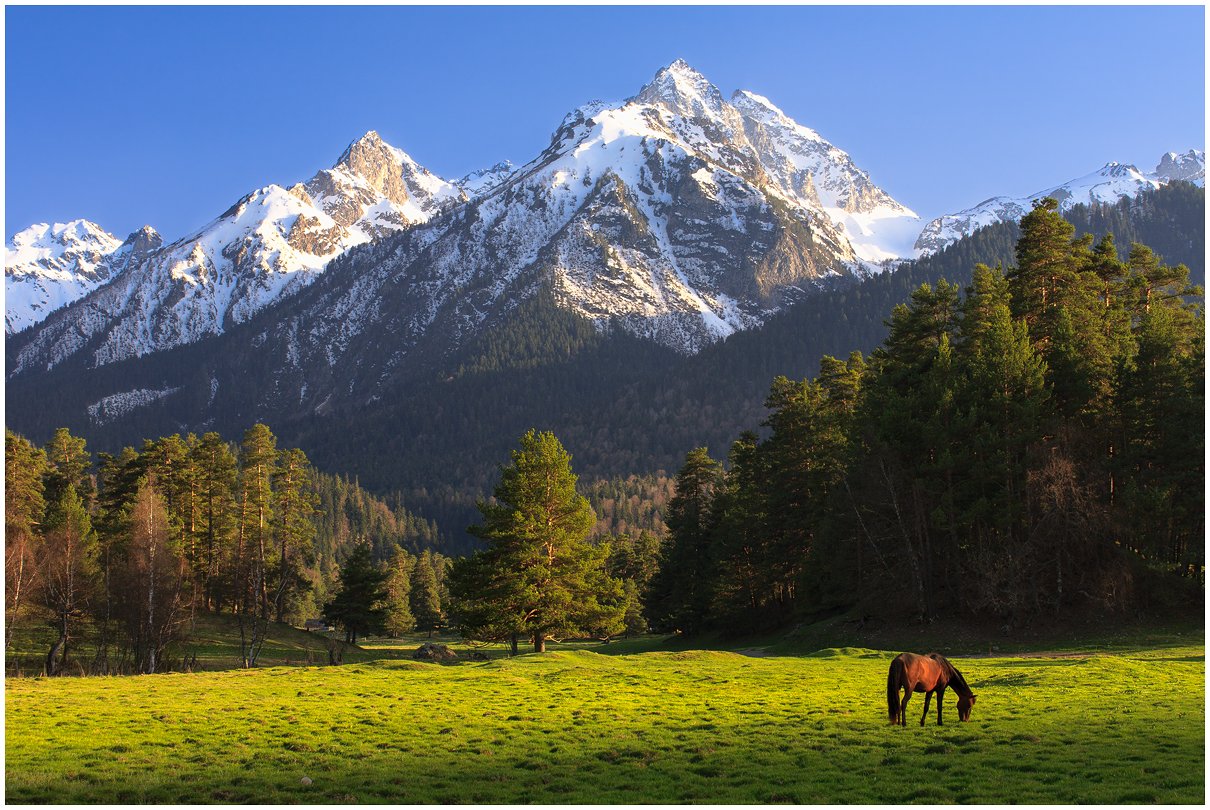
[
  {"left": 6, "top": 132, "right": 468, "bottom": 372},
  {"left": 916, "top": 149, "right": 1206, "bottom": 254}
]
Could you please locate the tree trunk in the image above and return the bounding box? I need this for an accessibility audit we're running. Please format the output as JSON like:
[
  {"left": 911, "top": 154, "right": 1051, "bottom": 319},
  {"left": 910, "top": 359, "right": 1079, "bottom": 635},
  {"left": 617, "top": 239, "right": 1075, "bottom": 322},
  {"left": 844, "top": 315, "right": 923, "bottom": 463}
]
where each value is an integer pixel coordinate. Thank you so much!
[
  {"left": 533, "top": 634, "right": 546, "bottom": 653},
  {"left": 46, "top": 633, "right": 66, "bottom": 676},
  {"left": 510, "top": 634, "right": 519, "bottom": 656}
]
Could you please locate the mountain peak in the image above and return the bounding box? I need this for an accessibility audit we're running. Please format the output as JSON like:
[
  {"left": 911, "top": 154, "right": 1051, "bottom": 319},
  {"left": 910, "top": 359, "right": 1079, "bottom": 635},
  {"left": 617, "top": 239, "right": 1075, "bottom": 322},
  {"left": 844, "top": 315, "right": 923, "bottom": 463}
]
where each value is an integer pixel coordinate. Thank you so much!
[
  {"left": 1154, "top": 149, "right": 1205, "bottom": 185},
  {"left": 336, "top": 130, "right": 398, "bottom": 170},
  {"left": 121, "top": 225, "right": 163, "bottom": 255},
  {"left": 635, "top": 59, "right": 726, "bottom": 118}
]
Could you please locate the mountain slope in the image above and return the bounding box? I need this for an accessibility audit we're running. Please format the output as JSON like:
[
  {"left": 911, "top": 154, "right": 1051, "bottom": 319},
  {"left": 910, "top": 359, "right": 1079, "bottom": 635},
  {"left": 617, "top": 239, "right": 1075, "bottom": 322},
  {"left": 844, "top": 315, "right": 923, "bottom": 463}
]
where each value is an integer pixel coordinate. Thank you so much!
[
  {"left": 917, "top": 150, "right": 1206, "bottom": 254},
  {"left": 161, "top": 58, "right": 911, "bottom": 408},
  {"left": 730, "top": 90, "right": 920, "bottom": 263}
]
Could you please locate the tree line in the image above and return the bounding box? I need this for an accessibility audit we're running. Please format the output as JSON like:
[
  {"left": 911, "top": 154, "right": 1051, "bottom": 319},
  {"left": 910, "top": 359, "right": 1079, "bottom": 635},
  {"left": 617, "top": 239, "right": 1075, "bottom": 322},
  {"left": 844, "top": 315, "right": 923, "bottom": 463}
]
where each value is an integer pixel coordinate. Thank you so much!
[
  {"left": 5, "top": 424, "right": 453, "bottom": 674},
  {"left": 646, "top": 197, "right": 1204, "bottom": 635}
]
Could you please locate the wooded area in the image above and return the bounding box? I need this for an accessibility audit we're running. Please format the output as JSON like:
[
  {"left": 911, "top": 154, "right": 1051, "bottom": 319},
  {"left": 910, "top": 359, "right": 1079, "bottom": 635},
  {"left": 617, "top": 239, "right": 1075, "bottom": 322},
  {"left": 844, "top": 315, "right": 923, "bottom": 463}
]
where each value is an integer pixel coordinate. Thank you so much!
[{"left": 648, "top": 197, "right": 1204, "bottom": 634}]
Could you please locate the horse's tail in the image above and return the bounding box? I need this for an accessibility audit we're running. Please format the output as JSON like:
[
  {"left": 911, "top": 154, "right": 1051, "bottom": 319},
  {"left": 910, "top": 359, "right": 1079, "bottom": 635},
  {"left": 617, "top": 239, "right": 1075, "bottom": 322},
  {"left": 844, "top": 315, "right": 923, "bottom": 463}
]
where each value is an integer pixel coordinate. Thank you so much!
[{"left": 887, "top": 656, "right": 903, "bottom": 724}]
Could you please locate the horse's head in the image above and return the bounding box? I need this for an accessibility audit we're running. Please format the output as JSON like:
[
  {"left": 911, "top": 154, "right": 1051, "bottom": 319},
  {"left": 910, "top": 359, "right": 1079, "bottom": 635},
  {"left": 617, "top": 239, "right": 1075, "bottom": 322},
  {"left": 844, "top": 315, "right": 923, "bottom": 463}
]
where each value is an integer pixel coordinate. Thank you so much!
[{"left": 957, "top": 693, "right": 977, "bottom": 721}]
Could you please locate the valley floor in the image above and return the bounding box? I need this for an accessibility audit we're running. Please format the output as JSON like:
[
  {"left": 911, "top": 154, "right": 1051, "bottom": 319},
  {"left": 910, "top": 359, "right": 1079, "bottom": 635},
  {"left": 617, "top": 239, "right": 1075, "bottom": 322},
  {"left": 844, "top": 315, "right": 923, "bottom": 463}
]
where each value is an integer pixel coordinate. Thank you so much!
[{"left": 4, "top": 638, "right": 1203, "bottom": 803}]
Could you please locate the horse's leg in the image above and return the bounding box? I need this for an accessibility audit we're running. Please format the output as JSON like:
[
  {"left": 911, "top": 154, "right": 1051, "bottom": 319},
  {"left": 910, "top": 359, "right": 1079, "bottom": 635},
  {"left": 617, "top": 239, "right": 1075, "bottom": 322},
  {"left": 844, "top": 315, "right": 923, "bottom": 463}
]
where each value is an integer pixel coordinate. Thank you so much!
[
  {"left": 936, "top": 685, "right": 946, "bottom": 725},
  {"left": 900, "top": 688, "right": 912, "bottom": 727},
  {"left": 920, "top": 690, "right": 932, "bottom": 726}
]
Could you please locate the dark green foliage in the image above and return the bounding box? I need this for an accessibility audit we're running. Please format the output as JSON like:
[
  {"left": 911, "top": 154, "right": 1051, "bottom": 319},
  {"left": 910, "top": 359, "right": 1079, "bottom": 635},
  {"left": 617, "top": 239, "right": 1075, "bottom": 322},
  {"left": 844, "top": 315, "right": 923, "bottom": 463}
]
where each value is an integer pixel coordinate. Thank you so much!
[
  {"left": 650, "top": 199, "right": 1203, "bottom": 634},
  {"left": 381, "top": 547, "right": 416, "bottom": 637},
  {"left": 647, "top": 448, "right": 723, "bottom": 634},
  {"left": 452, "top": 430, "right": 624, "bottom": 651},
  {"left": 4, "top": 422, "right": 452, "bottom": 673},
  {"left": 6, "top": 188, "right": 1200, "bottom": 560},
  {"left": 603, "top": 530, "right": 663, "bottom": 635},
  {"left": 410, "top": 549, "right": 445, "bottom": 637},
  {"left": 323, "top": 543, "right": 388, "bottom": 644},
  {"left": 6, "top": 431, "right": 47, "bottom": 649}
]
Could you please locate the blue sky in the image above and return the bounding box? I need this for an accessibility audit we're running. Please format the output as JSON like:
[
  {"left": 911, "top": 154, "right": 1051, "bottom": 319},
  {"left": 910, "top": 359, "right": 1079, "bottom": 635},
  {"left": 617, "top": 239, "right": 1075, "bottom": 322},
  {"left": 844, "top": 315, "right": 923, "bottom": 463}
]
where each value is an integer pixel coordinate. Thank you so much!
[{"left": 5, "top": 5, "right": 1205, "bottom": 241}]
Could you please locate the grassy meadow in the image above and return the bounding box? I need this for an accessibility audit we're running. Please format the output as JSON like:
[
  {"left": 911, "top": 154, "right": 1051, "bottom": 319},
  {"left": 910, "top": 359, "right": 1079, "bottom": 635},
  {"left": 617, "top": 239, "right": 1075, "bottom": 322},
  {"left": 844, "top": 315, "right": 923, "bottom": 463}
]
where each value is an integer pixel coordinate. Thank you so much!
[{"left": 5, "top": 640, "right": 1203, "bottom": 803}]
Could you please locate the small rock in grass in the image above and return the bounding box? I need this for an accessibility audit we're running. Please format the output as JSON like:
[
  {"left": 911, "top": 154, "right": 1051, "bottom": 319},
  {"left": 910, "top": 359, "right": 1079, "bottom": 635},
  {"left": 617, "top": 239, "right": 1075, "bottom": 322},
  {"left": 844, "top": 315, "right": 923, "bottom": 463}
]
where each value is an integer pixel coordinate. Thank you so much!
[{"left": 301, "top": 777, "right": 313, "bottom": 786}]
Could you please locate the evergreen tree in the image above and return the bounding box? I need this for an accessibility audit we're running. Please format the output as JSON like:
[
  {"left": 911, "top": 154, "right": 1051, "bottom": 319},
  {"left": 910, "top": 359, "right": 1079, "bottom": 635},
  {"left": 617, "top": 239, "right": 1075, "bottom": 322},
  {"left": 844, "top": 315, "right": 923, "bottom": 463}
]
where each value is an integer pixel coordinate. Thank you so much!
[
  {"left": 323, "top": 542, "right": 388, "bottom": 644},
  {"left": 411, "top": 549, "right": 445, "bottom": 637},
  {"left": 192, "top": 433, "right": 237, "bottom": 611},
  {"left": 382, "top": 546, "right": 416, "bottom": 637},
  {"left": 647, "top": 447, "right": 723, "bottom": 634},
  {"left": 92, "top": 446, "right": 143, "bottom": 671},
  {"left": 708, "top": 431, "right": 770, "bottom": 631},
  {"left": 234, "top": 424, "right": 277, "bottom": 666},
  {"left": 459, "top": 430, "right": 623, "bottom": 652},
  {"left": 270, "top": 447, "right": 318, "bottom": 624},
  {"left": 39, "top": 484, "right": 98, "bottom": 675}
]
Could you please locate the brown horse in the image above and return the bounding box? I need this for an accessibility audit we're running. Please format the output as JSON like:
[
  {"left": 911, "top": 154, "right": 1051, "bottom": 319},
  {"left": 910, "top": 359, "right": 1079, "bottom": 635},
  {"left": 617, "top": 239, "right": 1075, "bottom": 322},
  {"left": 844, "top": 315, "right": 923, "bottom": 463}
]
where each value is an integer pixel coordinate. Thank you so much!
[{"left": 887, "top": 652, "right": 976, "bottom": 726}]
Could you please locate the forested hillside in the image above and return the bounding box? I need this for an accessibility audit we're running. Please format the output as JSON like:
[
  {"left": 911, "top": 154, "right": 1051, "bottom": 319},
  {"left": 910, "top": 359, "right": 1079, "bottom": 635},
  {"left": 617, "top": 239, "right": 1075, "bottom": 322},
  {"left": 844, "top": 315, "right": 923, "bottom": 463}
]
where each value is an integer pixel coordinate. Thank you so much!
[{"left": 648, "top": 197, "right": 1204, "bottom": 633}]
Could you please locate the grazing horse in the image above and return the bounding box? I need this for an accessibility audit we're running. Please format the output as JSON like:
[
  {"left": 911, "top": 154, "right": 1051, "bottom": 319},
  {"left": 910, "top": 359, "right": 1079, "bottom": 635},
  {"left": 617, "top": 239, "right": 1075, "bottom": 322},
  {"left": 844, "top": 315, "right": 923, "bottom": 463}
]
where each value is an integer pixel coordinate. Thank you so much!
[{"left": 887, "top": 652, "right": 976, "bottom": 726}]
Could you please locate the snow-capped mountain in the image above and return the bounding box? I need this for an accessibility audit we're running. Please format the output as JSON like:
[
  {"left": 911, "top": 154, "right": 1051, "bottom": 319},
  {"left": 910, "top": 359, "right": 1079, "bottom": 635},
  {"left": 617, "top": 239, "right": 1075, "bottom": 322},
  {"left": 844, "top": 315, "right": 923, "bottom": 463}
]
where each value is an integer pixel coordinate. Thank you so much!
[
  {"left": 10, "top": 59, "right": 916, "bottom": 379},
  {"left": 1155, "top": 149, "right": 1205, "bottom": 185},
  {"left": 235, "top": 59, "right": 917, "bottom": 375},
  {"left": 916, "top": 150, "right": 1206, "bottom": 255},
  {"left": 4, "top": 220, "right": 156, "bottom": 334},
  {"left": 8, "top": 132, "right": 464, "bottom": 374}
]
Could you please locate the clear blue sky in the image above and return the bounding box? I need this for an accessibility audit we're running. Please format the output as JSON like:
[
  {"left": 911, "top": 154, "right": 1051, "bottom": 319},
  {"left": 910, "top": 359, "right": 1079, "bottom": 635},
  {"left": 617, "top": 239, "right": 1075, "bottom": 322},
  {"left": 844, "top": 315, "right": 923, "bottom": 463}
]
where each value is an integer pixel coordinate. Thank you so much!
[{"left": 6, "top": 5, "right": 1205, "bottom": 242}]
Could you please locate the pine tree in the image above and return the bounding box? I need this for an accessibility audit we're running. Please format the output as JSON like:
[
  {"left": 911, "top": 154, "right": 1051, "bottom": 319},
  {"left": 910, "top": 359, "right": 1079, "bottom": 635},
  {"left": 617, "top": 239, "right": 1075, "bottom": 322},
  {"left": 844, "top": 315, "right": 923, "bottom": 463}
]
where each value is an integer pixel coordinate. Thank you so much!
[
  {"left": 92, "top": 446, "right": 143, "bottom": 671},
  {"left": 708, "top": 431, "right": 770, "bottom": 631},
  {"left": 382, "top": 546, "right": 416, "bottom": 637},
  {"left": 39, "top": 483, "right": 98, "bottom": 675},
  {"left": 43, "top": 427, "right": 93, "bottom": 511},
  {"left": 458, "top": 430, "right": 623, "bottom": 652},
  {"left": 234, "top": 424, "right": 277, "bottom": 666},
  {"left": 323, "top": 543, "right": 388, "bottom": 644},
  {"left": 411, "top": 549, "right": 445, "bottom": 637},
  {"left": 270, "top": 447, "right": 318, "bottom": 624},
  {"left": 647, "top": 447, "right": 722, "bottom": 634},
  {"left": 192, "top": 433, "right": 237, "bottom": 611}
]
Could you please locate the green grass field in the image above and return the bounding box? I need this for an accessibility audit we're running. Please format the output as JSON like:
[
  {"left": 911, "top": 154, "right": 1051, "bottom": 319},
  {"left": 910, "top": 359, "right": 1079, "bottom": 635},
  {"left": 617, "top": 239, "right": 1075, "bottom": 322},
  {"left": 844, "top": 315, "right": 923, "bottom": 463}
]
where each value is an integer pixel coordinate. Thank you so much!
[{"left": 6, "top": 641, "right": 1203, "bottom": 803}]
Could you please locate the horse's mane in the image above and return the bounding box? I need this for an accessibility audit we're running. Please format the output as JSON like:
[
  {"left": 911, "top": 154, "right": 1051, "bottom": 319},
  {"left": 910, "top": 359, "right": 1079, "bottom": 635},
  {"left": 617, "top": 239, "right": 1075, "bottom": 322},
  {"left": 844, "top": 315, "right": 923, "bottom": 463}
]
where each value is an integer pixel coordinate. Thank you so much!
[
  {"left": 934, "top": 653, "right": 971, "bottom": 695},
  {"left": 934, "top": 653, "right": 972, "bottom": 692}
]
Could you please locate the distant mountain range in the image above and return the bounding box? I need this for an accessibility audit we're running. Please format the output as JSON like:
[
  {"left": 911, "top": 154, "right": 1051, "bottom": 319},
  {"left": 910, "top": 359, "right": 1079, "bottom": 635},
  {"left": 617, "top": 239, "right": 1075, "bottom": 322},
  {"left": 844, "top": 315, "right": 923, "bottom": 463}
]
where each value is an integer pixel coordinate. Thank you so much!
[
  {"left": 914, "top": 149, "right": 1205, "bottom": 254},
  {"left": 6, "top": 61, "right": 1201, "bottom": 369}
]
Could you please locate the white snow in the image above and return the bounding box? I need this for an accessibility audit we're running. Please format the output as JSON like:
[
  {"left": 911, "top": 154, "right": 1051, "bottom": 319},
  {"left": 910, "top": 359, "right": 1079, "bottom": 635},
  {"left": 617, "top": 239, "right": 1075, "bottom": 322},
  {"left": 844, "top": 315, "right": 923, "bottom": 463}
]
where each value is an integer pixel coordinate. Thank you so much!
[
  {"left": 5, "top": 220, "right": 124, "bottom": 333},
  {"left": 87, "top": 386, "right": 180, "bottom": 424}
]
